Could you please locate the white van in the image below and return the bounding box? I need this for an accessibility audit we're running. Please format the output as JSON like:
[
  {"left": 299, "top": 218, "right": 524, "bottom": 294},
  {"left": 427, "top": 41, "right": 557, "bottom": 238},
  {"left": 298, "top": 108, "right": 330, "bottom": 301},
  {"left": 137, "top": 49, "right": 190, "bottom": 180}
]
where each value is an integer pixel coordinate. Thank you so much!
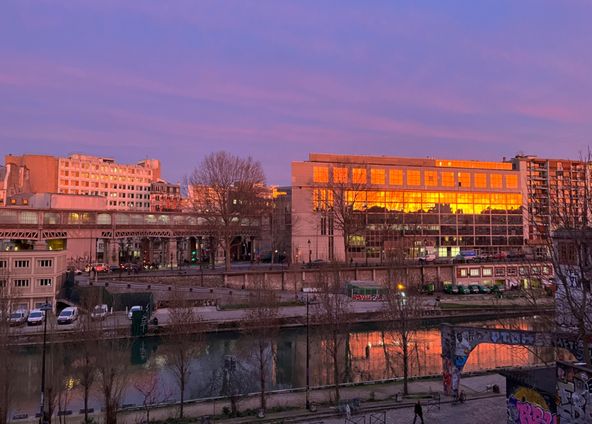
[{"left": 57, "top": 307, "right": 79, "bottom": 325}]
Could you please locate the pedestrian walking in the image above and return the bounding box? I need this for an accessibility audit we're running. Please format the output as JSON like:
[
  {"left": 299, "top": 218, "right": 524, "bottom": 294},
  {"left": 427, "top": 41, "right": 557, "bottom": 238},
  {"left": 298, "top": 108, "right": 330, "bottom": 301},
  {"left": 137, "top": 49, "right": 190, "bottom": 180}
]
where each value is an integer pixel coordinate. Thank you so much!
[{"left": 413, "top": 400, "right": 424, "bottom": 424}]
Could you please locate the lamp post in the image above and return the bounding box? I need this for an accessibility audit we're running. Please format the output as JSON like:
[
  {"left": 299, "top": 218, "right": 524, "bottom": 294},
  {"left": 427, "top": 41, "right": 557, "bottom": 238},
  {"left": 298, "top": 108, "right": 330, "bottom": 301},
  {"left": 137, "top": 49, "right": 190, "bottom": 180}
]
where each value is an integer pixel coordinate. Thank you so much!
[
  {"left": 307, "top": 240, "right": 311, "bottom": 265},
  {"left": 39, "top": 299, "right": 52, "bottom": 424}
]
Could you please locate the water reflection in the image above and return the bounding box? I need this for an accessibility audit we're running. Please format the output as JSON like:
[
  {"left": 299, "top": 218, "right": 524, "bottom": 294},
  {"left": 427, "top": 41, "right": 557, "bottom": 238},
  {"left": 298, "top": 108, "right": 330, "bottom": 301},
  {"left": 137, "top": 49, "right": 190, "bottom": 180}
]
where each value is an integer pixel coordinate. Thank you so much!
[{"left": 9, "top": 318, "right": 555, "bottom": 416}]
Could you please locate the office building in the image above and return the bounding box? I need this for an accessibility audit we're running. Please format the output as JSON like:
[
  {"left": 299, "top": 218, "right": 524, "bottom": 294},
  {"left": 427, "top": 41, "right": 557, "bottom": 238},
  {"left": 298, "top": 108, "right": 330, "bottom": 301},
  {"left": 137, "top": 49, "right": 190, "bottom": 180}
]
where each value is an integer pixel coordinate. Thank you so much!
[
  {"left": 3, "top": 154, "right": 164, "bottom": 211},
  {"left": 292, "top": 153, "right": 524, "bottom": 263}
]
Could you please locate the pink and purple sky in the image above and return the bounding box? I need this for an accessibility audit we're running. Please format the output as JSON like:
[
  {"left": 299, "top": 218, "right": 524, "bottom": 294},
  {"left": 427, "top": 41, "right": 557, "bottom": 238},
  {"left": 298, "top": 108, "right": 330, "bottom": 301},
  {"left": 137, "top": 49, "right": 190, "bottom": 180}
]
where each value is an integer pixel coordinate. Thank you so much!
[{"left": 1, "top": 1, "right": 591, "bottom": 184}]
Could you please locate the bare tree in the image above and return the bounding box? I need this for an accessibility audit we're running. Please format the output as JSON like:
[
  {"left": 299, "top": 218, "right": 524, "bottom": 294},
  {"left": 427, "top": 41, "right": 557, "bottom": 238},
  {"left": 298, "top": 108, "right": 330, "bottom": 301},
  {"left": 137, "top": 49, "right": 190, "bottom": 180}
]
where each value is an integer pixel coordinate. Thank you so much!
[
  {"left": 45, "top": 341, "right": 74, "bottom": 424},
  {"left": 312, "top": 266, "right": 352, "bottom": 403},
  {"left": 74, "top": 292, "right": 104, "bottom": 424},
  {"left": 316, "top": 178, "right": 367, "bottom": 264},
  {"left": 165, "top": 290, "right": 203, "bottom": 418},
  {"left": 96, "top": 340, "right": 129, "bottom": 424},
  {"left": 134, "top": 375, "right": 171, "bottom": 424},
  {"left": 242, "top": 280, "right": 280, "bottom": 414},
  {"left": 381, "top": 271, "right": 425, "bottom": 395},
  {"left": 188, "top": 151, "right": 267, "bottom": 271}
]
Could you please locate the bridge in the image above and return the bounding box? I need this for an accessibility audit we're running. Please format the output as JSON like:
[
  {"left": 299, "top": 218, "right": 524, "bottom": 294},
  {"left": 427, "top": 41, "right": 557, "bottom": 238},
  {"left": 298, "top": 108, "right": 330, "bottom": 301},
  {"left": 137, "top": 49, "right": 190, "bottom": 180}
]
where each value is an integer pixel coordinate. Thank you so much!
[{"left": 0, "top": 207, "right": 263, "bottom": 265}]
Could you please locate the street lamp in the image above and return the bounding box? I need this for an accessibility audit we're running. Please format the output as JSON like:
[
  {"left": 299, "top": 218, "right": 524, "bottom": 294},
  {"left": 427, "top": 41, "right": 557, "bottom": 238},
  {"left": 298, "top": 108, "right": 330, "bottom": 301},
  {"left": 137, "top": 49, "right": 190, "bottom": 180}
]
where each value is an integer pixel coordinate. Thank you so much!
[
  {"left": 39, "top": 299, "right": 52, "bottom": 424},
  {"left": 307, "top": 240, "right": 311, "bottom": 265}
]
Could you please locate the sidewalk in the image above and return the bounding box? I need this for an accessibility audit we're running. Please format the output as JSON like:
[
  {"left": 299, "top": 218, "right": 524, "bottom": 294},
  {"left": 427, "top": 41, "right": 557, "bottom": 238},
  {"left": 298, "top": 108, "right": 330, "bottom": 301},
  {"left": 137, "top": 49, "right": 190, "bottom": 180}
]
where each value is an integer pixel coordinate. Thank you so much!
[{"left": 118, "top": 373, "right": 506, "bottom": 423}]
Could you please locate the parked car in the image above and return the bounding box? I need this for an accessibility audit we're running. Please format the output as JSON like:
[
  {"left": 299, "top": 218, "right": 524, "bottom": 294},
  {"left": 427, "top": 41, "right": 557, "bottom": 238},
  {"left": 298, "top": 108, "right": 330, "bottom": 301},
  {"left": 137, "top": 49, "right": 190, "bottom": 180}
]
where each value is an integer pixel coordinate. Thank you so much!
[
  {"left": 128, "top": 305, "right": 143, "bottom": 320},
  {"left": 27, "top": 309, "right": 46, "bottom": 326},
  {"left": 454, "top": 250, "right": 478, "bottom": 263},
  {"left": 91, "top": 304, "right": 109, "bottom": 320},
  {"left": 443, "top": 285, "right": 459, "bottom": 295},
  {"left": 123, "top": 263, "right": 142, "bottom": 273},
  {"left": 457, "top": 285, "right": 471, "bottom": 295},
  {"left": 109, "top": 264, "right": 122, "bottom": 273},
  {"left": 94, "top": 263, "right": 110, "bottom": 273},
  {"left": 306, "top": 259, "right": 329, "bottom": 269},
  {"left": 491, "top": 284, "right": 505, "bottom": 295},
  {"left": 57, "top": 307, "right": 79, "bottom": 325},
  {"left": 9, "top": 309, "right": 28, "bottom": 326},
  {"left": 467, "top": 284, "right": 481, "bottom": 294},
  {"left": 477, "top": 285, "right": 491, "bottom": 294}
]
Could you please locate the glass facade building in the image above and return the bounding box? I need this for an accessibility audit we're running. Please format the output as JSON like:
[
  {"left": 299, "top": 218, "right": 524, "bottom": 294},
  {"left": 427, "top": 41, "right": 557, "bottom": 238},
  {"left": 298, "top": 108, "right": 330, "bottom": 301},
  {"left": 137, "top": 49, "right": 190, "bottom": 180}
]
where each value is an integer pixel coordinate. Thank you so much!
[{"left": 292, "top": 154, "right": 524, "bottom": 263}]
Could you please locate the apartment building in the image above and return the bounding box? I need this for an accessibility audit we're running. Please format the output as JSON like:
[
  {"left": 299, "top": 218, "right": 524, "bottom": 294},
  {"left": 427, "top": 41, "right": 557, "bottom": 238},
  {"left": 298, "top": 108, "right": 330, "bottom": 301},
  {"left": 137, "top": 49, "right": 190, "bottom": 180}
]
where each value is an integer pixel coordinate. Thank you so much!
[
  {"left": 150, "top": 180, "right": 181, "bottom": 212},
  {"left": 292, "top": 153, "right": 524, "bottom": 263},
  {"left": 512, "top": 155, "right": 590, "bottom": 248},
  {"left": 0, "top": 249, "right": 67, "bottom": 312},
  {"left": 3, "top": 154, "right": 164, "bottom": 211}
]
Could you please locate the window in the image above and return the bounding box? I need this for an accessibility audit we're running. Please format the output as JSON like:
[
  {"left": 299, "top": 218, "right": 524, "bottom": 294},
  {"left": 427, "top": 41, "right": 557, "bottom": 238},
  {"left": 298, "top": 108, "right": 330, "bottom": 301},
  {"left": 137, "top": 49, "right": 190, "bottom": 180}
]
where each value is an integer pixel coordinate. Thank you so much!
[
  {"left": 313, "top": 166, "right": 329, "bottom": 183},
  {"left": 482, "top": 267, "right": 493, "bottom": 277},
  {"left": 0, "top": 280, "right": 5, "bottom": 287},
  {"left": 441, "top": 172, "right": 455, "bottom": 187},
  {"left": 370, "top": 169, "right": 385, "bottom": 185},
  {"left": 505, "top": 175, "right": 518, "bottom": 189},
  {"left": 352, "top": 168, "right": 367, "bottom": 184},
  {"left": 457, "top": 268, "right": 468, "bottom": 278},
  {"left": 14, "top": 260, "right": 30, "bottom": 268},
  {"left": 458, "top": 173, "right": 471, "bottom": 188},
  {"left": 469, "top": 268, "right": 481, "bottom": 277},
  {"left": 38, "top": 278, "right": 52, "bottom": 287},
  {"left": 490, "top": 174, "right": 503, "bottom": 189},
  {"left": 14, "top": 279, "right": 29, "bottom": 287},
  {"left": 474, "top": 173, "right": 487, "bottom": 188},
  {"left": 38, "top": 259, "right": 53, "bottom": 268},
  {"left": 389, "top": 169, "right": 403, "bottom": 185},
  {"left": 424, "top": 170, "right": 437, "bottom": 186},
  {"left": 407, "top": 170, "right": 420, "bottom": 186},
  {"left": 0, "top": 260, "right": 6, "bottom": 268},
  {"left": 333, "top": 167, "right": 348, "bottom": 184},
  {"left": 507, "top": 266, "right": 518, "bottom": 276}
]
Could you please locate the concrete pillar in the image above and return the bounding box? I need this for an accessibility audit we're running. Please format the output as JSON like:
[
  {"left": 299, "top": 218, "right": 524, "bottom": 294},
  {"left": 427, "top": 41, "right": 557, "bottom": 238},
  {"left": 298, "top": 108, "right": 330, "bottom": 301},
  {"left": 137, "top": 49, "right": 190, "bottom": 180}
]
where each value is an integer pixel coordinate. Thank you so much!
[{"left": 168, "top": 238, "right": 177, "bottom": 269}]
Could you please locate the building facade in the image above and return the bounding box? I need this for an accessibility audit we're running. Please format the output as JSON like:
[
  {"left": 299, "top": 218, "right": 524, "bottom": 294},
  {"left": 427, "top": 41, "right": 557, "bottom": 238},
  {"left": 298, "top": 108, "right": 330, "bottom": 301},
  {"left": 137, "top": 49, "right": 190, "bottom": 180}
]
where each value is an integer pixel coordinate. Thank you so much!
[
  {"left": 292, "top": 153, "right": 524, "bottom": 263},
  {"left": 3, "top": 154, "right": 164, "bottom": 211},
  {"left": 0, "top": 248, "right": 67, "bottom": 312},
  {"left": 150, "top": 180, "right": 181, "bottom": 212},
  {"left": 512, "top": 155, "right": 591, "bottom": 249}
]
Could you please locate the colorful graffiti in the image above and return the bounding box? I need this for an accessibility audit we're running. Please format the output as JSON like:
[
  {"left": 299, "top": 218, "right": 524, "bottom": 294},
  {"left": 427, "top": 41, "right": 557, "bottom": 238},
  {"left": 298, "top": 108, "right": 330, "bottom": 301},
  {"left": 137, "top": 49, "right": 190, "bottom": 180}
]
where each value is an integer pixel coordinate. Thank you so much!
[
  {"left": 507, "top": 387, "right": 557, "bottom": 424},
  {"left": 557, "top": 361, "right": 592, "bottom": 423}
]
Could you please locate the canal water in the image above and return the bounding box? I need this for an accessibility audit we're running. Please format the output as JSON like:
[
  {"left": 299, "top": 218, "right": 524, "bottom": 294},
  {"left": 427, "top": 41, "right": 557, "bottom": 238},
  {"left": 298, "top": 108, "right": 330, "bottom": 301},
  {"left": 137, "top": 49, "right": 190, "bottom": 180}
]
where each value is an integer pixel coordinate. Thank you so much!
[{"left": 9, "top": 317, "right": 559, "bottom": 416}]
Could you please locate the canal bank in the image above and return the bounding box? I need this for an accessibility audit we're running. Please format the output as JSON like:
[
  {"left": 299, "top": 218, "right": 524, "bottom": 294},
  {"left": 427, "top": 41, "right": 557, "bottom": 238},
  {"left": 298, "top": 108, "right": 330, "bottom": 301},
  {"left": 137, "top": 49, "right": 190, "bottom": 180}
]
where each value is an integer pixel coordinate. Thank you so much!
[
  {"left": 7, "top": 317, "right": 554, "bottom": 419},
  {"left": 105, "top": 372, "right": 509, "bottom": 423},
  {"left": 8, "top": 300, "right": 553, "bottom": 346}
]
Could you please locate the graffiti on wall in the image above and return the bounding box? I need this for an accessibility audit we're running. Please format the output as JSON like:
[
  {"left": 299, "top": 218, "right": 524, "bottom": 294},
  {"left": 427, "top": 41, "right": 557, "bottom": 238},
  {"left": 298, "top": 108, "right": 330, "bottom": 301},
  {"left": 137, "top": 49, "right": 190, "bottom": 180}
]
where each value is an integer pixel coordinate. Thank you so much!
[
  {"left": 557, "top": 362, "right": 592, "bottom": 423},
  {"left": 440, "top": 324, "right": 585, "bottom": 396},
  {"left": 507, "top": 386, "right": 557, "bottom": 424}
]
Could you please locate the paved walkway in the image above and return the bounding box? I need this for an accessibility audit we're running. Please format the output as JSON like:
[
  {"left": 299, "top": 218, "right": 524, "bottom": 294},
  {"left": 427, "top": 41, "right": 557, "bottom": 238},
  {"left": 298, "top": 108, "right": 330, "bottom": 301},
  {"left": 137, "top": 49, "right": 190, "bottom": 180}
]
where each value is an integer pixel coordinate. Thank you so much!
[{"left": 115, "top": 373, "right": 507, "bottom": 424}]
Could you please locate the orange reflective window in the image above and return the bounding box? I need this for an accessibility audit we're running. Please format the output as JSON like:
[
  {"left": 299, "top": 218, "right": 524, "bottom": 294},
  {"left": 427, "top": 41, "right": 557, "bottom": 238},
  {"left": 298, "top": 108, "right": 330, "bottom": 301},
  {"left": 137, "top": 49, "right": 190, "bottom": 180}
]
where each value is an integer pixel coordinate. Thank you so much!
[
  {"left": 352, "top": 168, "right": 367, "bottom": 184},
  {"left": 506, "top": 175, "right": 518, "bottom": 189},
  {"left": 441, "top": 172, "right": 455, "bottom": 187},
  {"left": 367, "top": 191, "right": 385, "bottom": 208},
  {"left": 474, "top": 173, "right": 487, "bottom": 188},
  {"left": 389, "top": 169, "right": 403, "bottom": 185},
  {"left": 313, "top": 166, "right": 329, "bottom": 183},
  {"left": 407, "top": 170, "right": 421, "bottom": 186},
  {"left": 458, "top": 172, "right": 471, "bottom": 188},
  {"left": 371, "top": 169, "right": 386, "bottom": 185},
  {"left": 490, "top": 174, "right": 503, "bottom": 189},
  {"left": 333, "top": 167, "right": 348, "bottom": 184},
  {"left": 424, "top": 170, "right": 437, "bottom": 186},
  {"left": 440, "top": 192, "right": 457, "bottom": 204}
]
